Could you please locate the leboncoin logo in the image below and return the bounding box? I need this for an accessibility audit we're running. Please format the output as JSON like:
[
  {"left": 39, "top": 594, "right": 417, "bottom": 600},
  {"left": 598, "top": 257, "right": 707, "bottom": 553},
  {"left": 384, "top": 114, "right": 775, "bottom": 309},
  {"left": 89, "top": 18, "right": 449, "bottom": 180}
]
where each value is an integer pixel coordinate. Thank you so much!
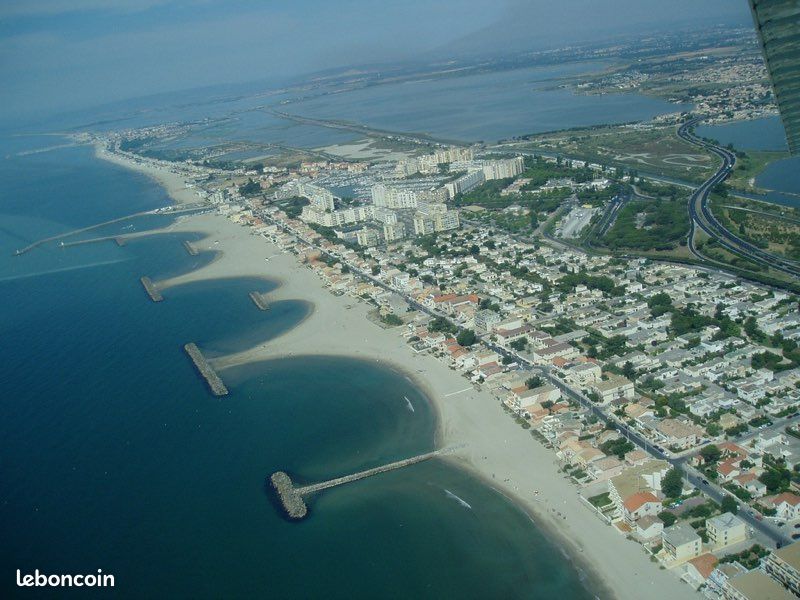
[{"left": 16, "top": 569, "right": 115, "bottom": 588}]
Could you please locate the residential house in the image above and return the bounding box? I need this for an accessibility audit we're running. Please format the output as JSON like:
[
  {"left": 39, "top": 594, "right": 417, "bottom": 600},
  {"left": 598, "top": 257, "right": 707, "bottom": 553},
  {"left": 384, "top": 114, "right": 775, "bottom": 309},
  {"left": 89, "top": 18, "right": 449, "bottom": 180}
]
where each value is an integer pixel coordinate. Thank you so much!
[
  {"left": 654, "top": 418, "right": 703, "bottom": 450},
  {"left": 622, "top": 491, "right": 662, "bottom": 525},
  {"left": 593, "top": 375, "right": 635, "bottom": 404},
  {"left": 608, "top": 459, "right": 670, "bottom": 520},
  {"left": 635, "top": 515, "right": 664, "bottom": 545},
  {"left": 764, "top": 492, "right": 800, "bottom": 521},
  {"left": 723, "top": 570, "right": 794, "bottom": 600},
  {"left": 662, "top": 523, "right": 702, "bottom": 564},
  {"left": 706, "top": 512, "right": 747, "bottom": 549},
  {"left": 683, "top": 553, "right": 719, "bottom": 590},
  {"left": 765, "top": 541, "right": 800, "bottom": 597}
]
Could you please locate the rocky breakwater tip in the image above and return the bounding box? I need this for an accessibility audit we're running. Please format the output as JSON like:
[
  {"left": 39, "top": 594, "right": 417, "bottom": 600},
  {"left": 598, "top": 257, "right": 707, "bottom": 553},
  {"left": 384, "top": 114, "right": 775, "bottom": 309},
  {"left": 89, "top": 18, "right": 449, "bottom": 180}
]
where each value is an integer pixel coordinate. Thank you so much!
[
  {"left": 140, "top": 276, "right": 163, "bottom": 302},
  {"left": 183, "top": 343, "right": 228, "bottom": 396},
  {"left": 270, "top": 472, "right": 308, "bottom": 520},
  {"left": 249, "top": 291, "right": 270, "bottom": 311}
]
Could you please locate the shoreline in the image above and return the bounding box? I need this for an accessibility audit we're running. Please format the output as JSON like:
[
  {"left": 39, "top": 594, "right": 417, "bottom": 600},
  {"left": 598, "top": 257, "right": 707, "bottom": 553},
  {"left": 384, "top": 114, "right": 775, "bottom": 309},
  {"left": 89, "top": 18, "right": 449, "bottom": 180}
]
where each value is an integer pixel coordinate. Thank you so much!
[
  {"left": 105, "top": 148, "right": 698, "bottom": 600},
  {"left": 93, "top": 141, "right": 200, "bottom": 205},
  {"left": 141, "top": 211, "right": 695, "bottom": 600}
]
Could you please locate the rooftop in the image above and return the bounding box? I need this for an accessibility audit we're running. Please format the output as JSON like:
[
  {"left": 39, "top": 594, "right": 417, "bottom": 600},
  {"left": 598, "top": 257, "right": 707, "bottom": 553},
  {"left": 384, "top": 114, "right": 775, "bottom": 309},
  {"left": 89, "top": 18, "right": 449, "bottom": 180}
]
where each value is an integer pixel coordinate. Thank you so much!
[
  {"left": 706, "top": 512, "right": 745, "bottom": 531},
  {"left": 662, "top": 523, "right": 701, "bottom": 546},
  {"left": 728, "top": 570, "right": 793, "bottom": 600},
  {"left": 774, "top": 540, "right": 800, "bottom": 572}
]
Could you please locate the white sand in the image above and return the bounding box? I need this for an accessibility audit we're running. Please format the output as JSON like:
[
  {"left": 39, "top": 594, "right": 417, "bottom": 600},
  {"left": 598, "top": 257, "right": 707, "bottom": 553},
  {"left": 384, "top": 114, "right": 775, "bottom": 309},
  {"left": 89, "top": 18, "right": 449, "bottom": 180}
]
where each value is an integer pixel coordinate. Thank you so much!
[
  {"left": 146, "top": 212, "right": 698, "bottom": 600},
  {"left": 94, "top": 143, "right": 200, "bottom": 205}
]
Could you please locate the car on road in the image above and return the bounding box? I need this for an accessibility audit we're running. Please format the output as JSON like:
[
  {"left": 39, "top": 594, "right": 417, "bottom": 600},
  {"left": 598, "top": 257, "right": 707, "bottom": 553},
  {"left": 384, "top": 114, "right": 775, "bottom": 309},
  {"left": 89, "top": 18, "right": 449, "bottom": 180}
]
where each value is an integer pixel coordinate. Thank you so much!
[{"left": 702, "top": 479, "right": 709, "bottom": 485}]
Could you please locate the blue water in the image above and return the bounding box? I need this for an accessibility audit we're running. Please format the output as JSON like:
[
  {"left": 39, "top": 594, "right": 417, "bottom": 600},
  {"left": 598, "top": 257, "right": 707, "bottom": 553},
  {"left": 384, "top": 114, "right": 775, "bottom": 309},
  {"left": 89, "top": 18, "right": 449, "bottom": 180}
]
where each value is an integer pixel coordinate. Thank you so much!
[
  {"left": 696, "top": 116, "right": 788, "bottom": 152},
  {"left": 697, "top": 116, "right": 800, "bottom": 207},
  {"left": 284, "top": 62, "right": 690, "bottom": 143},
  {"left": 0, "top": 139, "right": 593, "bottom": 598}
]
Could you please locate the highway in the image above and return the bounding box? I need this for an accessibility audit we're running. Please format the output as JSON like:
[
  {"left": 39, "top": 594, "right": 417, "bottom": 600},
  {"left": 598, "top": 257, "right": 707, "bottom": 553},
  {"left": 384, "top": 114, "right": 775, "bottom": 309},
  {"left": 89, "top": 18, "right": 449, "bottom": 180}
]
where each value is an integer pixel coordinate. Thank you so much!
[{"left": 677, "top": 119, "right": 800, "bottom": 278}]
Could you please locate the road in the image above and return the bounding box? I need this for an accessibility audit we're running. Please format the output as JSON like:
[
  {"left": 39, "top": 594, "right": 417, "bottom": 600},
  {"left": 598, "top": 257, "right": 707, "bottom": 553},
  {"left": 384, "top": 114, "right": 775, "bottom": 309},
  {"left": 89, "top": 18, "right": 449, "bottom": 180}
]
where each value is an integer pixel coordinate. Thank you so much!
[{"left": 677, "top": 119, "right": 800, "bottom": 278}]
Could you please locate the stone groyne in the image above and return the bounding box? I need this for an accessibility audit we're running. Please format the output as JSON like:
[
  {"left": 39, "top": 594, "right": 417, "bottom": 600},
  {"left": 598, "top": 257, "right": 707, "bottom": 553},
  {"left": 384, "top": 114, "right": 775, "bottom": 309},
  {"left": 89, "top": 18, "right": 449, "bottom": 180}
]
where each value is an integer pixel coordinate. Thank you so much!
[
  {"left": 140, "top": 276, "right": 163, "bottom": 302},
  {"left": 249, "top": 291, "right": 270, "bottom": 310},
  {"left": 183, "top": 343, "right": 228, "bottom": 396},
  {"left": 182, "top": 240, "right": 198, "bottom": 256},
  {"left": 270, "top": 472, "right": 307, "bottom": 519},
  {"left": 271, "top": 449, "right": 449, "bottom": 520}
]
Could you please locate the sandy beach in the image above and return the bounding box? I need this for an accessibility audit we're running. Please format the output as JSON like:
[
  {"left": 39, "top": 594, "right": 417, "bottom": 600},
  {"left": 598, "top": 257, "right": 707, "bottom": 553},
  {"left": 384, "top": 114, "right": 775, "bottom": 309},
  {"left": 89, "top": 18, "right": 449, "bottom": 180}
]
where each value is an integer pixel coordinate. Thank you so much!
[
  {"left": 143, "top": 209, "right": 698, "bottom": 600},
  {"left": 94, "top": 142, "right": 201, "bottom": 205},
  {"left": 99, "top": 145, "right": 698, "bottom": 599}
]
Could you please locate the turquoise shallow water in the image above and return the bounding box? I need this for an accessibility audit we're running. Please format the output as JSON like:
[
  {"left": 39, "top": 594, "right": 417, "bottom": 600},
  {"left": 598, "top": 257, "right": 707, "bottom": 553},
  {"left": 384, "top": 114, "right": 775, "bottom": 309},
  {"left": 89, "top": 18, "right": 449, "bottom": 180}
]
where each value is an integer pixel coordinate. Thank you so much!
[{"left": 0, "top": 140, "right": 593, "bottom": 598}]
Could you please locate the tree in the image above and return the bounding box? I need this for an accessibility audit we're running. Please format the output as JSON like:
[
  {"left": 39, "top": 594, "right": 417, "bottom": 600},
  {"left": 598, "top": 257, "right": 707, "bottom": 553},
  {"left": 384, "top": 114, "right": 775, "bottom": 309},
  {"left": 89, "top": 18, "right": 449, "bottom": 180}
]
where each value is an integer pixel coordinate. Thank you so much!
[
  {"left": 622, "top": 361, "right": 637, "bottom": 381},
  {"left": 759, "top": 469, "right": 790, "bottom": 493},
  {"left": 700, "top": 444, "right": 722, "bottom": 464},
  {"left": 658, "top": 511, "right": 677, "bottom": 527},
  {"left": 457, "top": 329, "right": 477, "bottom": 347},
  {"left": 600, "top": 438, "right": 634, "bottom": 459},
  {"left": 429, "top": 317, "right": 457, "bottom": 334},
  {"left": 662, "top": 468, "right": 684, "bottom": 498},
  {"left": 510, "top": 338, "right": 527, "bottom": 351},
  {"left": 721, "top": 495, "right": 739, "bottom": 515},
  {"left": 526, "top": 376, "right": 543, "bottom": 389},
  {"left": 238, "top": 178, "right": 261, "bottom": 196}
]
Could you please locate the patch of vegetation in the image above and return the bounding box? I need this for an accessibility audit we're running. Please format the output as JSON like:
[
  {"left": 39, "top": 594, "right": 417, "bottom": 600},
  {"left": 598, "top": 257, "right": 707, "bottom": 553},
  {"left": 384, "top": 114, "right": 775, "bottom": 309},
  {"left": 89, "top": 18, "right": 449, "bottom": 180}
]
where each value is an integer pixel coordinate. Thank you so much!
[
  {"left": 588, "top": 492, "right": 612, "bottom": 508},
  {"left": 602, "top": 197, "right": 689, "bottom": 252}
]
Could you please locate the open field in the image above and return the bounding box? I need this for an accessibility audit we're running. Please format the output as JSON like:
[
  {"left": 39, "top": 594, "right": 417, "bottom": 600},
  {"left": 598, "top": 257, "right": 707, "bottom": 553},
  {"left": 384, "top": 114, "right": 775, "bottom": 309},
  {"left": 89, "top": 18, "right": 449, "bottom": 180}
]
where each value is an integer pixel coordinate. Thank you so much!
[{"left": 508, "top": 124, "right": 715, "bottom": 182}]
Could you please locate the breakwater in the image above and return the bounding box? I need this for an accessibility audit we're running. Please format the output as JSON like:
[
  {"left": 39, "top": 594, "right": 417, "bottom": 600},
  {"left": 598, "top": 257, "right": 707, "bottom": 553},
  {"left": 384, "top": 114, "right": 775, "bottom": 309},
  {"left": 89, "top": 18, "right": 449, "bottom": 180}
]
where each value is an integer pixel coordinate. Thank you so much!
[
  {"left": 249, "top": 291, "right": 269, "bottom": 310},
  {"left": 182, "top": 240, "right": 198, "bottom": 256},
  {"left": 183, "top": 343, "right": 228, "bottom": 396},
  {"left": 140, "top": 276, "right": 163, "bottom": 302},
  {"left": 271, "top": 449, "right": 450, "bottom": 519},
  {"left": 12, "top": 205, "right": 205, "bottom": 256},
  {"left": 270, "top": 472, "right": 307, "bottom": 519},
  {"left": 14, "top": 209, "right": 154, "bottom": 255}
]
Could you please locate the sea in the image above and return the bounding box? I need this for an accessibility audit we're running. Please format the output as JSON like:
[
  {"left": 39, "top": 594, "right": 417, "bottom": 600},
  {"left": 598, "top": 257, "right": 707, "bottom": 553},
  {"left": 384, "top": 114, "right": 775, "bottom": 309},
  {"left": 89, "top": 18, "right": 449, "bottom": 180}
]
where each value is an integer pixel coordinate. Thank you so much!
[{"left": 0, "top": 136, "right": 594, "bottom": 598}]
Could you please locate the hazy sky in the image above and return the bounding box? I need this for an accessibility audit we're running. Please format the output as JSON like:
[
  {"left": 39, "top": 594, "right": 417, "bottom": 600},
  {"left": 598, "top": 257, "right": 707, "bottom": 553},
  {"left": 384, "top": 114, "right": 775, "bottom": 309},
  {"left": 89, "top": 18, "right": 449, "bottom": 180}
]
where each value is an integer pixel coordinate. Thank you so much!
[{"left": 1, "top": 0, "right": 752, "bottom": 123}]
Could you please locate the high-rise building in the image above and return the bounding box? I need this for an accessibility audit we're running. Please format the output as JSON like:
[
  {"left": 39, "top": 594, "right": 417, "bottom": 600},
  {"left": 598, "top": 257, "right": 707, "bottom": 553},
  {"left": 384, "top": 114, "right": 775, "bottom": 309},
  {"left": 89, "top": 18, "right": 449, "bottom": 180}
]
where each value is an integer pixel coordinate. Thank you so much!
[{"left": 413, "top": 203, "right": 460, "bottom": 235}]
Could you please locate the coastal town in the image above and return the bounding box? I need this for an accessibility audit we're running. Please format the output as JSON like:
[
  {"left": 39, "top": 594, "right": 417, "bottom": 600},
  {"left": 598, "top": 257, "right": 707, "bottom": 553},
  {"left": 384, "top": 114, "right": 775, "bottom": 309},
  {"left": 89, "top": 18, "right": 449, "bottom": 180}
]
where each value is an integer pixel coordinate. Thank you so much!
[{"left": 94, "top": 116, "right": 800, "bottom": 599}]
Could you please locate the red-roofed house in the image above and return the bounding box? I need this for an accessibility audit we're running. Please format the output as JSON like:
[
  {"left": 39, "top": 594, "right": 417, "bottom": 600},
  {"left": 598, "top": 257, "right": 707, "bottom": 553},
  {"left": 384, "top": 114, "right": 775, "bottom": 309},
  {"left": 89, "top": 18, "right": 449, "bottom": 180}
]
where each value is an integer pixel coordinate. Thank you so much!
[
  {"left": 717, "top": 459, "right": 741, "bottom": 483},
  {"left": 764, "top": 493, "right": 800, "bottom": 521},
  {"left": 623, "top": 491, "right": 662, "bottom": 524},
  {"left": 732, "top": 472, "right": 767, "bottom": 498},
  {"left": 684, "top": 553, "right": 719, "bottom": 589}
]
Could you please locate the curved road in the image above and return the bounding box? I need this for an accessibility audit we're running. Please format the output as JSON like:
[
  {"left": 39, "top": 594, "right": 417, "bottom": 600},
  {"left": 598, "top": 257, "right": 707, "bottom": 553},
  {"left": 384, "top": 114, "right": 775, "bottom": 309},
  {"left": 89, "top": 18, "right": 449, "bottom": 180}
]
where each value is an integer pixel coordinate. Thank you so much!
[{"left": 677, "top": 119, "right": 800, "bottom": 278}]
